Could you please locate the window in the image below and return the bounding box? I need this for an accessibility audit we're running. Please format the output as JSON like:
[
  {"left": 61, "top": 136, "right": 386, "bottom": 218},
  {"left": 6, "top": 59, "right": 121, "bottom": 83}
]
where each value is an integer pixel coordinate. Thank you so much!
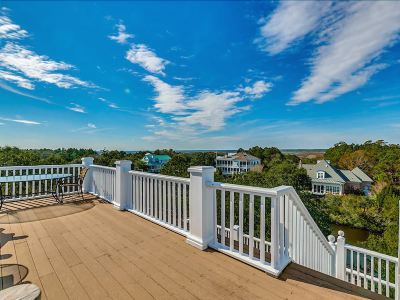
[{"left": 316, "top": 171, "right": 325, "bottom": 179}]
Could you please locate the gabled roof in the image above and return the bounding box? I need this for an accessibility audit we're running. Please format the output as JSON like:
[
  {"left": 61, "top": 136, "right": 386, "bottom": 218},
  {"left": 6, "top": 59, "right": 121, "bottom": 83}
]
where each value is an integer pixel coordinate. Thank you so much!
[
  {"left": 302, "top": 160, "right": 346, "bottom": 184},
  {"left": 351, "top": 167, "right": 373, "bottom": 182},
  {"left": 302, "top": 160, "right": 373, "bottom": 184}
]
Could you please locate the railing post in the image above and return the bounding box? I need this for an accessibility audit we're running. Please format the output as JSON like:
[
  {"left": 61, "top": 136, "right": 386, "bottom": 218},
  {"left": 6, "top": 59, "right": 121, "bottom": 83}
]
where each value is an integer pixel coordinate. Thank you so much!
[
  {"left": 81, "top": 157, "right": 94, "bottom": 193},
  {"left": 115, "top": 160, "right": 132, "bottom": 210},
  {"left": 336, "top": 230, "right": 346, "bottom": 280},
  {"left": 186, "top": 166, "right": 215, "bottom": 250},
  {"left": 270, "top": 195, "right": 280, "bottom": 269},
  {"left": 328, "top": 235, "right": 336, "bottom": 277}
]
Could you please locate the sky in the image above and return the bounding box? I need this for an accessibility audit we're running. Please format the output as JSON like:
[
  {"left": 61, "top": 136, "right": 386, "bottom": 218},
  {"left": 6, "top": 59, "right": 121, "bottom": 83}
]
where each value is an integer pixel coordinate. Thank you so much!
[{"left": 0, "top": 1, "right": 399, "bottom": 150}]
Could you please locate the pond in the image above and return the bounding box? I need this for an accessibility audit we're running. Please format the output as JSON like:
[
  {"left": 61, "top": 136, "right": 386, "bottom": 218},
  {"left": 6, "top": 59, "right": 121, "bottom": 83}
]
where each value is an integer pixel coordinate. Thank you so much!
[{"left": 330, "top": 223, "right": 370, "bottom": 244}]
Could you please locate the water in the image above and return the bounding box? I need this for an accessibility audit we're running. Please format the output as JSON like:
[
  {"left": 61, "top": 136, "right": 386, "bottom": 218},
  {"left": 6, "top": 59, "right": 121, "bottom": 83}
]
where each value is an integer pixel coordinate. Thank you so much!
[{"left": 330, "top": 224, "right": 370, "bottom": 244}]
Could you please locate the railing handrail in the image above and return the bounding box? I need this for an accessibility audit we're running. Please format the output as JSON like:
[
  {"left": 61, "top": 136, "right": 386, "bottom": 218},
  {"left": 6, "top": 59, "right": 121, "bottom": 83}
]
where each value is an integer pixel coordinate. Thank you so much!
[
  {"left": 207, "top": 181, "right": 279, "bottom": 197},
  {"left": 345, "top": 243, "right": 398, "bottom": 263},
  {"left": 0, "top": 163, "right": 82, "bottom": 170},
  {"left": 90, "top": 164, "right": 116, "bottom": 171},
  {"left": 284, "top": 187, "right": 335, "bottom": 256},
  {"left": 129, "top": 170, "right": 190, "bottom": 184}
]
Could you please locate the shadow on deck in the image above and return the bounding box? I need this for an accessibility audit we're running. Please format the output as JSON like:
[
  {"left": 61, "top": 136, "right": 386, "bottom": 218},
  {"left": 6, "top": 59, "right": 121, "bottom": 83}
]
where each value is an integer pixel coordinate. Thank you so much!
[{"left": 0, "top": 194, "right": 388, "bottom": 299}]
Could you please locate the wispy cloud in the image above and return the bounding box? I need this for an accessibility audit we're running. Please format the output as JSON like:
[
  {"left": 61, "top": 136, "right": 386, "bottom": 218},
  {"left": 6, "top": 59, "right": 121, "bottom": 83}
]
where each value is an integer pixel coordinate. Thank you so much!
[
  {"left": 0, "top": 15, "right": 27, "bottom": 39},
  {"left": 143, "top": 75, "right": 186, "bottom": 114},
  {"left": 98, "top": 97, "right": 119, "bottom": 109},
  {"left": 144, "top": 77, "right": 254, "bottom": 139},
  {"left": 126, "top": 44, "right": 169, "bottom": 75},
  {"left": 0, "top": 81, "right": 51, "bottom": 103},
  {"left": 67, "top": 103, "right": 86, "bottom": 113},
  {"left": 286, "top": 2, "right": 400, "bottom": 105},
  {"left": 87, "top": 123, "right": 96, "bottom": 129},
  {"left": 363, "top": 95, "right": 400, "bottom": 102},
  {"left": 108, "top": 22, "right": 134, "bottom": 44},
  {"left": 256, "top": 1, "right": 332, "bottom": 55},
  {"left": 0, "top": 43, "right": 95, "bottom": 90},
  {"left": 0, "top": 12, "right": 95, "bottom": 92},
  {"left": 0, "top": 117, "right": 41, "bottom": 125},
  {"left": 239, "top": 80, "right": 272, "bottom": 99}
]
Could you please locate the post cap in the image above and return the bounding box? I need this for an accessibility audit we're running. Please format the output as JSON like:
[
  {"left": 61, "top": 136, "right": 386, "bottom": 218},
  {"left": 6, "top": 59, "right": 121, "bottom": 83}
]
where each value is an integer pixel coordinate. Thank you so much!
[
  {"left": 328, "top": 235, "right": 335, "bottom": 243},
  {"left": 338, "top": 230, "right": 344, "bottom": 237},
  {"left": 81, "top": 157, "right": 94, "bottom": 165},
  {"left": 115, "top": 160, "right": 132, "bottom": 166},
  {"left": 187, "top": 166, "right": 215, "bottom": 173}
]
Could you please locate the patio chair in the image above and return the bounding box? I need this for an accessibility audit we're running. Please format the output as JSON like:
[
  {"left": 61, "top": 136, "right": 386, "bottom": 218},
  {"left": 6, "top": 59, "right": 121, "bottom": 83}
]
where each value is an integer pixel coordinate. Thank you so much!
[{"left": 57, "top": 167, "right": 88, "bottom": 202}]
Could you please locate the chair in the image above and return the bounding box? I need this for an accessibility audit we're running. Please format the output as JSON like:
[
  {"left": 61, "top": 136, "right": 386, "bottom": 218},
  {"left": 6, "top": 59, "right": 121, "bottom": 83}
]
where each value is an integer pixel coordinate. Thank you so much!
[{"left": 57, "top": 167, "right": 88, "bottom": 202}]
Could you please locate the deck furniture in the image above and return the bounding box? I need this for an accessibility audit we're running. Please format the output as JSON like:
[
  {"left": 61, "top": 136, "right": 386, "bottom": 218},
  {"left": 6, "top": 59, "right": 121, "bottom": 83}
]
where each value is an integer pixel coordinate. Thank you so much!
[
  {"left": 56, "top": 167, "right": 88, "bottom": 202},
  {"left": 0, "top": 173, "right": 72, "bottom": 206}
]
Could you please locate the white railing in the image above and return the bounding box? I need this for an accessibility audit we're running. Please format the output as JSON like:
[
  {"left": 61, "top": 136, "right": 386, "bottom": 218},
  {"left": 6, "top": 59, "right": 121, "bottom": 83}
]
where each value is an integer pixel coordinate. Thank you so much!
[
  {"left": 284, "top": 188, "right": 336, "bottom": 276},
  {"left": 208, "top": 181, "right": 281, "bottom": 274},
  {"left": 0, "top": 164, "right": 83, "bottom": 201},
  {"left": 127, "top": 171, "right": 190, "bottom": 236},
  {"left": 90, "top": 165, "right": 116, "bottom": 204},
  {"left": 207, "top": 182, "right": 335, "bottom": 276},
  {"left": 3, "top": 158, "right": 397, "bottom": 299},
  {"left": 342, "top": 243, "right": 398, "bottom": 298}
]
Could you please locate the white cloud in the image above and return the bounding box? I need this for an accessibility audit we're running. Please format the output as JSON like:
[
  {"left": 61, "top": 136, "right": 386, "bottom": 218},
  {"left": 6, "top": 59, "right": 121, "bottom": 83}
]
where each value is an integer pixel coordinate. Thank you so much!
[
  {"left": 109, "top": 23, "right": 134, "bottom": 44},
  {"left": 144, "top": 77, "right": 252, "bottom": 138},
  {"left": 256, "top": 1, "right": 332, "bottom": 55},
  {"left": 0, "top": 69, "right": 33, "bottom": 89},
  {"left": 290, "top": 2, "right": 400, "bottom": 105},
  {"left": 174, "top": 91, "right": 246, "bottom": 131},
  {"left": 240, "top": 80, "right": 272, "bottom": 99},
  {"left": 0, "top": 117, "right": 40, "bottom": 125},
  {"left": 99, "top": 97, "right": 119, "bottom": 109},
  {"left": 87, "top": 123, "right": 96, "bottom": 129},
  {"left": 143, "top": 75, "right": 186, "bottom": 114},
  {"left": 67, "top": 103, "right": 86, "bottom": 113},
  {"left": 0, "top": 81, "right": 51, "bottom": 103},
  {"left": 0, "top": 15, "right": 28, "bottom": 39},
  {"left": 126, "top": 44, "right": 169, "bottom": 75},
  {"left": 0, "top": 43, "right": 94, "bottom": 90}
]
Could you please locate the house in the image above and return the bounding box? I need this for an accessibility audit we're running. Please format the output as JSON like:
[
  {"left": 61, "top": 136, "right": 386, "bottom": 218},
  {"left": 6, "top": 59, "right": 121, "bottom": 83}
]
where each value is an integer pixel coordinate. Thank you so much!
[
  {"left": 216, "top": 152, "right": 261, "bottom": 175},
  {"left": 142, "top": 153, "right": 171, "bottom": 173},
  {"left": 301, "top": 160, "right": 373, "bottom": 195}
]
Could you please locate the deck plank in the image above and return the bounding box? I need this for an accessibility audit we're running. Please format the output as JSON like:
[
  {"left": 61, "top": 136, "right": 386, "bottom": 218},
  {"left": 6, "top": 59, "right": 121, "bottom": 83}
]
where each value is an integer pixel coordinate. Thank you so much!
[{"left": 0, "top": 194, "right": 385, "bottom": 300}]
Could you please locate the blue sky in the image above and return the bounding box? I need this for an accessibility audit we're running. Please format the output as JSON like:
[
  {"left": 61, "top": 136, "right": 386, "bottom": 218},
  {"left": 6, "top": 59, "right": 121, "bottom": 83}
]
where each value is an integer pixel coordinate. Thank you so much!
[{"left": 0, "top": 1, "right": 399, "bottom": 150}]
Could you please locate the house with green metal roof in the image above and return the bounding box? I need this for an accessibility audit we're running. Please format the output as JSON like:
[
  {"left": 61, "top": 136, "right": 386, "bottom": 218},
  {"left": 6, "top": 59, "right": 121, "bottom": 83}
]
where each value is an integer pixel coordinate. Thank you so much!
[
  {"left": 142, "top": 153, "right": 171, "bottom": 173},
  {"left": 301, "top": 160, "right": 373, "bottom": 195}
]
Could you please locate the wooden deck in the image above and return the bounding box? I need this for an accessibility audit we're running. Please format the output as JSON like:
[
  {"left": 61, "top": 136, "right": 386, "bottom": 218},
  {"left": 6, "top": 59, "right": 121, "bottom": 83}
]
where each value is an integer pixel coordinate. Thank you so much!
[{"left": 0, "top": 194, "right": 385, "bottom": 300}]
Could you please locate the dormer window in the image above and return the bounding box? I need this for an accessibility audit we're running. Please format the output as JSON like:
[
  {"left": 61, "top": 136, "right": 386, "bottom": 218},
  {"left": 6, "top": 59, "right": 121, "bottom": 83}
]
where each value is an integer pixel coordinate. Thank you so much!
[{"left": 317, "top": 171, "right": 325, "bottom": 179}]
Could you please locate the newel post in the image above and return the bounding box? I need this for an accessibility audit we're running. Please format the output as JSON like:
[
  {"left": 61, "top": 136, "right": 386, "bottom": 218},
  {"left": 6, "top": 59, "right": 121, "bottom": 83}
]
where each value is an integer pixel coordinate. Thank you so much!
[
  {"left": 186, "top": 166, "right": 215, "bottom": 250},
  {"left": 115, "top": 160, "right": 132, "bottom": 210},
  {"left": 335, "top": 230, "right": 346, "bottom": 280},
  {"left": 81, "top": 157, "right": 94, "bottom": 193}
]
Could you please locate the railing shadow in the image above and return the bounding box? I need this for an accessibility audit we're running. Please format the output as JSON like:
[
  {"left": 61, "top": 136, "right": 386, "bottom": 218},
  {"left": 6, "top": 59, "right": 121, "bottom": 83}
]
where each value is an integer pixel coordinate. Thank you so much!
[
  {"left": 0, "top": 193, "right": 102, "bottom": 224},
  {"left": 280, "top": 263, "right": 387, "bottom": 300}
]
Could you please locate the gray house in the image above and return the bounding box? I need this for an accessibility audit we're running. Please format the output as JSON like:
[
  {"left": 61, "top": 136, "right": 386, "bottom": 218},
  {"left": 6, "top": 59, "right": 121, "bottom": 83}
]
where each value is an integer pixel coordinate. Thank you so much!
[{"left": 301, "top": 160, "right": 373, "bottom": 195}]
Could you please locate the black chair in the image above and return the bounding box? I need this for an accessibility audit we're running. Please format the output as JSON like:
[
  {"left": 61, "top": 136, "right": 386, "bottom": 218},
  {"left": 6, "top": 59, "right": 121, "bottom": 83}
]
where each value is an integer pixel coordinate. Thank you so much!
[{"left": 57, "top": 167, "right": 88, "bottom": 202}]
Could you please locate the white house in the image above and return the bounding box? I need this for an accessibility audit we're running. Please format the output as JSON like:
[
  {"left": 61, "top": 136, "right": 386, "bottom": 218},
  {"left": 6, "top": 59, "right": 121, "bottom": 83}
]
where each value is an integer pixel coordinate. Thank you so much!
[{"left": 216, "top": 152, "right": 261, "bottom": 175}]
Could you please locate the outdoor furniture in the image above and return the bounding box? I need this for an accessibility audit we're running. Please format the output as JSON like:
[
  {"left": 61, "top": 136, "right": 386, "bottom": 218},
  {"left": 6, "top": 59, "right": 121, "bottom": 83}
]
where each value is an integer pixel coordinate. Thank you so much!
[
  {"left": 56, "top": 167, "right": 88, "bottom": 202},
  {"left": 0, "top": 283, "right": 41, "bottom": 300},
  {"left": 0, "top": 173, "right": 72, "bottom": 206}
]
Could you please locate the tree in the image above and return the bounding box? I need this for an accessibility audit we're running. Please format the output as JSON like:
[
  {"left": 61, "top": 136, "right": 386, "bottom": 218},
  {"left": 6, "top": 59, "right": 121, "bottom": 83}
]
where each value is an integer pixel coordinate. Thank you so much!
[{"left": 160, "top": 154, "right": 191, "bottom": 178}]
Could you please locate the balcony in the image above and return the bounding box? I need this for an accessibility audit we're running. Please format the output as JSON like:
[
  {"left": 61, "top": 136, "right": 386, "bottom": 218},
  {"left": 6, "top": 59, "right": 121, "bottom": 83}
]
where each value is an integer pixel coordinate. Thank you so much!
[{"left": 0, "top": 159, "right": 394, "bottom": 299}]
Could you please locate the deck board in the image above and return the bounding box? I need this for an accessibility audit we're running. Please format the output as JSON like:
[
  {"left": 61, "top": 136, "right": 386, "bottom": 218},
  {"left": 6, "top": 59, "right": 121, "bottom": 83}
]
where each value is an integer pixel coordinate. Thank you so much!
[{"left": 0, "top": 194, "right": 387, "bottom": 299}]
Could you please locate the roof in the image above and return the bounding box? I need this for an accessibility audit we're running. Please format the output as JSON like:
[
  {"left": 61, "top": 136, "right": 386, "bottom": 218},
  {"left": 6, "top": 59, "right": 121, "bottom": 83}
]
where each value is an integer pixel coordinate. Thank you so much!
[
  {"left": 302, "top": 160, "right": 372, "bottom": 184},
  {"left": 143, "top": 153, "right": 171, "bottom": 160},
  {"left": 351, "top": 167, "right": 373, "bottom": 182},
  {"left": 216, "top": 152, "right": 261, "bottom": 162}
]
